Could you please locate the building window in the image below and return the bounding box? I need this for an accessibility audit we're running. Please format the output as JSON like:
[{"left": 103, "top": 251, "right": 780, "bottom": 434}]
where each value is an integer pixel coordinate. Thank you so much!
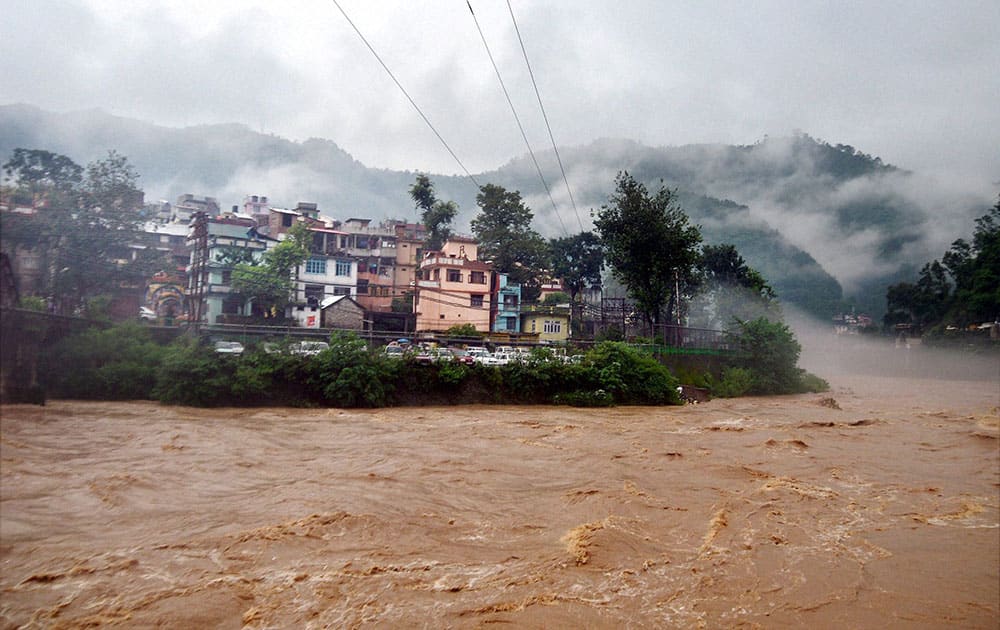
[
  {"left": 335, "top": 260, "right": 351, "bottom": 276},
  {"left": 305, "top": 258, "right": 326, "bottom": 274},
  {"left": 470, "top": 271, "right": 485, "bottom": 284},
  {"left": 304, "top": 284, "right": 324, "bottom": 303},
  {"left": 505, "top": 316, "right": 517, "bottom": 331},
  {"left": 432, "top": 269, "right": 440, "bottom": 281},
  {"left": 282, "top": 214, "right": 293, "bottom": 227},
  {"left": 357, "top": 279, "right": 369, "bottom": 294},
  {"left": 221, "top": 269, "right": 232, "bottom": 285},
  {"left": 504, "top": 295, "right": 518, "bottom": 308},
  {"left": 447, "top": 268, "right": 462, "bottom": 282},
  {"left": 470, "top": 294, "right": 484, "bottom": 308},
  {"left": 544, "top": 320, "right": 562, "bottom": 333},
  {"left": 333, "top": 286, "right": 351, "bottom": 296}
]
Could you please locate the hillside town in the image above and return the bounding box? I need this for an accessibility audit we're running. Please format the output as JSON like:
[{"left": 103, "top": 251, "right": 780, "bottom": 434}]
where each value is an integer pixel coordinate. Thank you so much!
[{"left": 3, "top": 190, "right": 597, "bottom": 345}]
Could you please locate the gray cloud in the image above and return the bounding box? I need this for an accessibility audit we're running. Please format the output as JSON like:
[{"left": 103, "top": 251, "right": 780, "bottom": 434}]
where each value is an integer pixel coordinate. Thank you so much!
[{"left": 2, "top": 0, "right": 997, "bottom": 190}]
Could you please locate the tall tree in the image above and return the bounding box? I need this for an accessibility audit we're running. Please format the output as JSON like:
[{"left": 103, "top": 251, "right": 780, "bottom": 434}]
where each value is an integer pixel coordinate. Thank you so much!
[
  {"left": 231, "top": 221, "right": 311, "bottom": 314},
  {"left": 594, "top": 172, "right": 702, "bottom": 330},
  {"left": 695, "top": 243, "right": 778, "bottom": 328},
  {"left": 2, "top": 148, "right": 82, "bottom": 209},
  {"left": 884, "top": 195, "right": 999, "bottom": 330},
  {"left": 409, "top": 174, "right": 457, "bottom": 252},
  {"left": 1, "top": 148, "right": 159, "bottom": 315},
  {"left": 548, "top": 231, "right": 604, "bottom": 332},
  {"left": 471, "top": 184, "right": 548, "bottom": 301}
]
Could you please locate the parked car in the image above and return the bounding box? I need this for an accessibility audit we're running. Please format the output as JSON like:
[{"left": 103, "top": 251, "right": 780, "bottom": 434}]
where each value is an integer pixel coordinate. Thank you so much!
[
  {"left": 383, "top": 345, "right": 406, "bottom": 359},
  {"left": 447, "top": 348, "right": 475, "bottom": 364},
  {"left": 139, "top": 306, "right": 157, "bottom": 321},
  {"left": 214, "top": 340, "right": 245, "bottom": 355},
  {"left": 289, "top": 341, "right": 330, "bottom": 356}
]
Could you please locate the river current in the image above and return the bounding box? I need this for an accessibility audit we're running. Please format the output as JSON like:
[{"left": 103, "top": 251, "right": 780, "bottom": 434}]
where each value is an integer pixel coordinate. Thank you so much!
[{"left": 1, "top": 374, "right": 997, "bottom": 628}]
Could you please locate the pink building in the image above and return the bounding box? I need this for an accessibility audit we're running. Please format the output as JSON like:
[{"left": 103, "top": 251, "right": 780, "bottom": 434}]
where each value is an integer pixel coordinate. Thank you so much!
[{"left": 414, "top": 237, "right": 494, "bottom": 332}]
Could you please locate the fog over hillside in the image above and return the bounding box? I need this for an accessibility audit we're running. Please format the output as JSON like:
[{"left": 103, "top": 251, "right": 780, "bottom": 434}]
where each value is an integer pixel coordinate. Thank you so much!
[{"left": 1, "top": 104, "right": 992, "bottom": 318}]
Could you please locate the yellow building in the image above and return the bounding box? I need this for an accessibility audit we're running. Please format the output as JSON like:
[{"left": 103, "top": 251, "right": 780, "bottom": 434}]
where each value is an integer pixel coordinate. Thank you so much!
[{"left": 521, "top": 306, "right": 571, "bottom": 343}]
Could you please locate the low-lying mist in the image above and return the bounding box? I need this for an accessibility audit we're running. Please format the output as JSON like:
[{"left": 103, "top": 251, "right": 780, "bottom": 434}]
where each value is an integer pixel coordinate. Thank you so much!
[{"left": 787, "top": 307, "right": 1000, "bottom": 385}]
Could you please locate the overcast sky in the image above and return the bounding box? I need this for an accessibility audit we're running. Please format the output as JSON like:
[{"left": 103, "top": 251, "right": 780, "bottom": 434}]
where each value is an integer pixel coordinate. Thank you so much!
[{"left": 2, "top": 0, "right": 998, "bottom": 193}]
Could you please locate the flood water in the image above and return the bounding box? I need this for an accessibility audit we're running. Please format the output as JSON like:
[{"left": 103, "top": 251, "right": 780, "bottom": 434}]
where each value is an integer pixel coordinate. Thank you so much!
[{"left": 1, "top": 374, "right": 997, "bottom": 628}]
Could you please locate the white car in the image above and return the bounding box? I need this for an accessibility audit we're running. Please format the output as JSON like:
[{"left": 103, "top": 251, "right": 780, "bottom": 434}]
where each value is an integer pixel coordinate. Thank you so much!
[
  {"left": 214, "top": 340, "right": 245, "bottom": 355},
  {"left": 139, "top": 306, "right": 157, "bottom": 321},
  {"left": 290, "top": 341, "right": 330, "bottom": 356}
]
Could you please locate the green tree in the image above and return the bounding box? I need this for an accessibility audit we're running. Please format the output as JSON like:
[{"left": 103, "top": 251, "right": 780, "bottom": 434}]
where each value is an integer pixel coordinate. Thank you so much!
[
  {"left": 231, "top": 221, "right": 311, "bottom": 314},
  {"left": 409, "top": 174, "right": 457, "bottom": 252},
  {"left": 726, "top": 317, "right": 803, "bottom": 394},
  {"left": 2, "top": 148, "right": 82, "bottom": 209},
  {"left": 548, "top": 231, "right": 604, "bottom": 303},
  {"left": 471, "top": 184, "right": 548, "bottom": 301},
  {"left": 594, "top": 172, "right": 702, "bottom": 331},
  {"left": 695, "top": 243, "right": 778, "bottom": 328},
  {"left": 1, "top": 148, "right": 160, "bottom": 315}
]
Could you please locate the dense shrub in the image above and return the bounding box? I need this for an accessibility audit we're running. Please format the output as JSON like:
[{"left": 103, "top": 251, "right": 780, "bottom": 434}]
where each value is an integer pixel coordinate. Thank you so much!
[
  {"left": 45, "top": 322, "right": 165, "bottom": 400},
  {"left": 725, "top": 318, "right": 802, "bottom": 394},
  {"left": 584, "top": 342, "right": 681, "bottom": 404},
  {"left": 152, "top": 338, "right": 237, "bottom": 406},
  {"left": 711, "top": 367, "right": 754, "bottom": 398}
]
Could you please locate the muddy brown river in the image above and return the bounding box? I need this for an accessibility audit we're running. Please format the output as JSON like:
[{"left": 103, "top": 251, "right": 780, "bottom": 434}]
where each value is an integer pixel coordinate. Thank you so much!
[{"left": 1, "top": 374, "right": 997, "bottom": 628}]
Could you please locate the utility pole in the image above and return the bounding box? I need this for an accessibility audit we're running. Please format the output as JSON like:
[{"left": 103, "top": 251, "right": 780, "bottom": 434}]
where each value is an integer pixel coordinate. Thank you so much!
[{"left": 188, "top": 212, "right": 209, "bottom": 331}]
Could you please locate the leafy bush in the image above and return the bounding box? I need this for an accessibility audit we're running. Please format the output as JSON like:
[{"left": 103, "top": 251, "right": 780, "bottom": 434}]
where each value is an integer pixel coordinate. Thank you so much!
[
  {"left": 444, "top": 323, "right": 483, "bottom": 339},
  {"left": 152, "top": 338, "right": 236, "bottom": 406},
  {"left": 725, "top": 318, "right": 802, "bottom": 394},
  {"left": 45, "top": 322, "right": 165, "bottom": 400},
  {"left": 584, "top": 342, "right": 680, "bottom": 404},
  {"left": 712, "top": 367, "right": 754, "bottom": 398},
  {"left": 17, "top": 296, "right": 46, "bottom": 312}
]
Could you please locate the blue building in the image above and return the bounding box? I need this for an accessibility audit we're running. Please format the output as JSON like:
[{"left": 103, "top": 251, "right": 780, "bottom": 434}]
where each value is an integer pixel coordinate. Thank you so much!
[{"left": 493, "top": 274, "right": 521, "bottom": 333}]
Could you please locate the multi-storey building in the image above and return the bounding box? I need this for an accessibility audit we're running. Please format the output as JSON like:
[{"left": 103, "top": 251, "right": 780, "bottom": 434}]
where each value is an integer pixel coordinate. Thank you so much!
[
  {"left": 174, "top": 194, "right": 220, "bottom": 223},
  {"left": 493, "top": 275, "right": 521, "bottom": 333},
  {"left": 243, "top": 194, "right": 271, "bottom": 227},
  {"left": 187, "top": 215, "right": 268, "bottom": 324},
  {"left": 414, "top": 237, "right": 495, "bottom": 332}
]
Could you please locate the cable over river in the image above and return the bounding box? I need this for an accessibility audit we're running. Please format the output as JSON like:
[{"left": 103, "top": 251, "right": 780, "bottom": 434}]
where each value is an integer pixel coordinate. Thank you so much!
[{"left": 1, "top": 374, "right": 997, "bottom": 628}]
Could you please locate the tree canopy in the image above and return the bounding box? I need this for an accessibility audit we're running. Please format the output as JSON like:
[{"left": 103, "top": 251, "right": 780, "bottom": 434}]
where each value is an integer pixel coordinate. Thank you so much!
[
  {"left": 594, "top": 172, "right": 702, "bottom": 330},
  {"left": 1, "top": 148, "right": 160, "bottom": 315},
  {"left": 692, "top": 243, "right": 778, "bottom": 328},
  {"left": 471, "top": 184, "right": 548, "bottom": 302},
  {"left": 409, "top": 174, "right": 457, "bottom": 252},
  {"left": 231, "top": 221, "right": 311, "bottom": 314},
  {"left": 885, "top": 196, "right": 999, "bottom": 331}
]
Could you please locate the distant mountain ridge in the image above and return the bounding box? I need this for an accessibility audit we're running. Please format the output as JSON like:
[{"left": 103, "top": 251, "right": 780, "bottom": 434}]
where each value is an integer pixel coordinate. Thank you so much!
[{"left": 1, "top": 103, "right": 987, "bottom": 318}]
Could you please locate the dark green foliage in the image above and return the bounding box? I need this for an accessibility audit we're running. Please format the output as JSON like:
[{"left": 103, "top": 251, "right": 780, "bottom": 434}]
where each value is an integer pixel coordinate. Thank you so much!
[
  {"left": 548, "top": 232, "right": 604, "bottom": 302},
  {"left": 45, "top": 322, "right": 165, "bottom": 400},
  {"left": 472, "top": 184, "right": 548, "bottom": 301},
  {"left": 409, "top": 174, "right": 457, "bottom": 252},
  {"left": 2, "top": 149, "right": 163, "bottom": 315},
  {"left": 595, "top": 172, "right": 702, "bottom": 331},
  {"left": 885, "top": 197, "right": 1000, "bottom": 331},
  {"left": 310, "top": 332, "right": 399, "bottom": 407},
  {"left": 725, "top": 318, "right": 803, "bottom": 395},
  {"left": 584, "top": 342, "right": 681, "bottom": 405},
  {"left": 711, "top": 367, "right": 754, "bottom": 398},
  {"left": 152, "top": 338, "right": 237, "bottom": 406},
  {"left": 444, "top": 323, "right": 482, "bottom": 339}
]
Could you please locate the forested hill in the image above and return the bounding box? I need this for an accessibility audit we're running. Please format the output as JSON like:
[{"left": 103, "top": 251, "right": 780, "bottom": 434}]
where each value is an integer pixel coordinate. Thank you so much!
[{"left": 1, "top": 103, "right": 987, "bottom": 318}]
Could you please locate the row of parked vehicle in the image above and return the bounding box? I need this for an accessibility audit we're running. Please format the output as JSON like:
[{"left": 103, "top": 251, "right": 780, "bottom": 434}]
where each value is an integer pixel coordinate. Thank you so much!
[
  {"left": 213, "top": 339, "right": 579, "bottom": 365},
  {"left": 213, "top": 340, "right": 331, "bottom": 356}
]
